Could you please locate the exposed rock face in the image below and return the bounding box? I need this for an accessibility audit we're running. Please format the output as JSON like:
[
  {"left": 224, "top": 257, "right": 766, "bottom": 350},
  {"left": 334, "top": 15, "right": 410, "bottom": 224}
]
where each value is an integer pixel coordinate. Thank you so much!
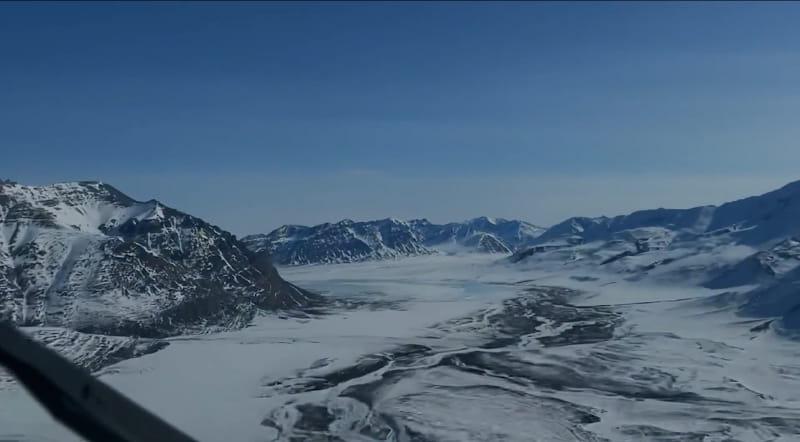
[
  {"left": 243, "top": 217, "right": 544, "bottom": 265},
  {"left": 519, "top": 180, "right": 800, "bottom": 253},
  {"left": 0, "top": 181, "right": 319, "bottom": 338},
  {"left": 705, "top": 237, "right": 800, "bottom": 289},
  {"left": 505, "top": 179, "right": 800, "bottom": 330},
  {"left": 242, "top": 219, "right": 432, "bottom": 265}
]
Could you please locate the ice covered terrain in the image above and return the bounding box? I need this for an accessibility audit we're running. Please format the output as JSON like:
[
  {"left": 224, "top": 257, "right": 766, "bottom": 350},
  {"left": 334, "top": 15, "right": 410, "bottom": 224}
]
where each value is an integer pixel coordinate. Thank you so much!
[{"left": 4, "top": 254, "right": 800, "bottom": 441}]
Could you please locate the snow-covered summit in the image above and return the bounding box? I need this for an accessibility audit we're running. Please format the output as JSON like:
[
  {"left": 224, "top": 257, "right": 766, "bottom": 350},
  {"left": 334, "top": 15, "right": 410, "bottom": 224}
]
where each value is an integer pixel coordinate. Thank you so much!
[
  {"left": 520, "top": 179, "right": 800, "bottom": 253},
  {"left": 508, "top": 178, "right": 800, "bottom": 330},
  {"left": 0, "top": 180, "right": 318, "bottom": 337},
  {"left": 0, "top": 181, "right": 167, "bottom": 235},
  {"left": 242, "top": 217, "right": 545, "bottom": 265}
]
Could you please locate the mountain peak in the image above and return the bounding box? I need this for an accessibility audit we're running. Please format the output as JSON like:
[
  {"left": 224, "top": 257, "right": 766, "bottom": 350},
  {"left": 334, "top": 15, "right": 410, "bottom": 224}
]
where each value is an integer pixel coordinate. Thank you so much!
[
  {"left": 468, "top": 216, "right": 498, "bottom": 225},
  {"left": 378, "top": 217, "right": 407, "bottom": 225},
  {"left": 244, "top": 216, "right": 544, "bottom": 265},
  {"left": 513, "top": 178, "right": 800, "bottom": 266},
  {"left": 1, "top": 181, "right": 319, "bottom": 337}
]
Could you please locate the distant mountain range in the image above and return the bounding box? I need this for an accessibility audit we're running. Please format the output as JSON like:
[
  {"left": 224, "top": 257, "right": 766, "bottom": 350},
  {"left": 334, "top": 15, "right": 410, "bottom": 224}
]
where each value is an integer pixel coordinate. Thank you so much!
[
  {"left": 241, "top": 178, "right": 800, "bottom": 330},
  {"left": 0, "top": 181, "right": 319, "bottom": 341},
  {"left": 512, "top": 179, "right": 800, "bottom": 263},
  {"left": 520, "top": 179, "right": 800, "bottom": 250},
  {"left": 507, "top": 179, "right": 800, "bottom": 330},
  {"left": 242, "top": 217, "right": 545, "bottom": 265}
]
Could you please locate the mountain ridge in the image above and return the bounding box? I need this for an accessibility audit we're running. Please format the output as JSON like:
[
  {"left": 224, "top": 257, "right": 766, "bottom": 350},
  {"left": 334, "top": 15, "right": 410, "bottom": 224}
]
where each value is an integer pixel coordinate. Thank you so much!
[
  {"left": 507, "top": 178, "right": 800, "bottom": 330},
  {"left": 243, "top": 216, "right": 545, "bottom": 265},
  {"left": 0, "top": 180, "right": 320, "bottom": 339},
  {"left": 525, "top": 179, "right": 800, "bottom": 250}
]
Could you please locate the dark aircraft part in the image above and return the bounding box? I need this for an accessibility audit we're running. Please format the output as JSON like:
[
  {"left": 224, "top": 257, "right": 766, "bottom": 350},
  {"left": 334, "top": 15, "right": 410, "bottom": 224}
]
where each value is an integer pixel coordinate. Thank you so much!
[{"left": 0, "top": 323, "right": 196, "bottom": 442}]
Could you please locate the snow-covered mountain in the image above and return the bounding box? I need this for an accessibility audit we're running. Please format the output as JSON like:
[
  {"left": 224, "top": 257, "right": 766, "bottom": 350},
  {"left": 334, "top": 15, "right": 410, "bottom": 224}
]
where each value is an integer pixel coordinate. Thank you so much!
[
  {"left": 510, "top": 178, "right": 800, "bottom": 330},
  {"left": 522, "top": 180, "right": 800, "bottom": 252},
  {"left": 242, "top": 217, "right": 544, "bottom": 265},
  {"left": 418, "top": 216, "right": 544, "bottom": 254},
  {"left": 242, "top": 219, "right": 432, "bottom": 265},
  {"left": 705, "top": 237, "right": 800, "bottom": 289},
  {"left": 0, "top": 181, "right": 319, "bottom": 339},
  {"left": 514, "top": 180, "right": 800, "bottom": 265},
  {"left": 526, "top": 206, "right": 715, "bottom": 249}
]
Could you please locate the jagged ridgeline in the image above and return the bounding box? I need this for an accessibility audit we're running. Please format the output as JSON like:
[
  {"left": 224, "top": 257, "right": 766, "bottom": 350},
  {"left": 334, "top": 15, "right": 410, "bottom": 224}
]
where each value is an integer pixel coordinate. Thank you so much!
[
  {"left": 243, "top": 217, "right": 545, "bottom": 265},
  {"left": 0, "top": 181, "right": 320, "bottom": 337}
]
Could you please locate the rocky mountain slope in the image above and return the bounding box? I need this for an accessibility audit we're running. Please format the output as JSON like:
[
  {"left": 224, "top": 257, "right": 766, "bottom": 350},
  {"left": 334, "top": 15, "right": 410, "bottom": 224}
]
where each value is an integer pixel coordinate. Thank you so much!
[
  {"left": 510, "top": 179, "right": 800, "bottom": 330},
  {"left": 705, "top": 237, "right": 800, "bottom": 289},
  {"left": 417, "top": 217, "right": 544, "bottom": 254},
  {"left": 242, "top": 217, "right": 544, "bottom": 265},
  {"left": 521, "top": 180, "right": 800, "bottom": 252},
  {"left": 0, "top": 181, "right": 319, "bottom": 340}
]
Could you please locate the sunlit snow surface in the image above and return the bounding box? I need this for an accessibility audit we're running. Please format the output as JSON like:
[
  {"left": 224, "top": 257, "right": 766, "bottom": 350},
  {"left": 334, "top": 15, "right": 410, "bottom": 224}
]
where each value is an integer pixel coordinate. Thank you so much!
[{"left": 3, "top": 254, "right": 800, "bottom": 441}]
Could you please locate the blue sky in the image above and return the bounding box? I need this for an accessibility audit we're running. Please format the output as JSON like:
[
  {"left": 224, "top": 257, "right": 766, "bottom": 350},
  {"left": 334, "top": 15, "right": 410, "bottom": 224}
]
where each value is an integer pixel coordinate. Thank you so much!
[{"left": 2, "top": 2, "right": 799, "bottom": 234}]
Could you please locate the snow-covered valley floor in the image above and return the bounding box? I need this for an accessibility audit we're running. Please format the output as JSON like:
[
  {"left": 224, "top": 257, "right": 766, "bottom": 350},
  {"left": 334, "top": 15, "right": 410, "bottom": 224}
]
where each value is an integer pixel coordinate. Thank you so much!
[{"left": 3, "top": 254, "right": 800, "bottom": 441}]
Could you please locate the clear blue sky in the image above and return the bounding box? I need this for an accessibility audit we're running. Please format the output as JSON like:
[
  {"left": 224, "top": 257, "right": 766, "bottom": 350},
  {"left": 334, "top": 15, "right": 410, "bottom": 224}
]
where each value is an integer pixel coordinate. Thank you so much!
[{"left": 2, "top": 2, "right": 799, "bottom": 234}]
